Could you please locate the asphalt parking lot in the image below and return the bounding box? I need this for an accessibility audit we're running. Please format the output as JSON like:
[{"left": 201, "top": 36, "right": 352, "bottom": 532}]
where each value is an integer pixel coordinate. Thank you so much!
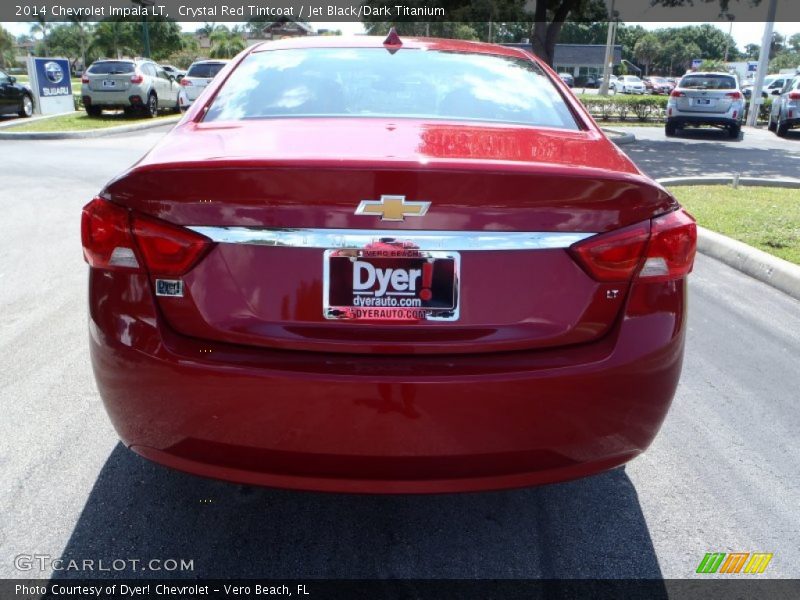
[{"left": 1, "top": 125, "right": 799, "bottom": 580}]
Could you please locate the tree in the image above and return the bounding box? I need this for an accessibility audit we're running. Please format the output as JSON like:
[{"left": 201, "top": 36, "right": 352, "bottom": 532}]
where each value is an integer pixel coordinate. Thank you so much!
[
  {"left": 131, "top": 18, "right": 184, "bottom": 61},
  {"left": 789, "top": 33, "right": 800, "bottom": 54},
  {"left": 209, "top": 26, "right": 246, "bottom": 59},
  {"left": 68, "top": 16, "right": 93, "bottom": 71},
  {"left": 634, "top": 33, "right": 661, "bottom": 76},
  {"left": 0, "top": 26, "right": 15, "bottom": 68},
  {"left": 744, "top": 43, "right": 760, "bottom": 60},
  {"left": 92, "top": 20, "right": 136, "bottom": 59},
  {"left": 30, "top": 15, "right": 49, "bottom": 55}
]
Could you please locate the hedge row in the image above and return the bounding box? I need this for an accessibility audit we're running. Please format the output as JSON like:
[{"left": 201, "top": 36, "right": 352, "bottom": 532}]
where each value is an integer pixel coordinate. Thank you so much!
[{"left": 576, "top": 94, "right": 773, "bottom": 123}]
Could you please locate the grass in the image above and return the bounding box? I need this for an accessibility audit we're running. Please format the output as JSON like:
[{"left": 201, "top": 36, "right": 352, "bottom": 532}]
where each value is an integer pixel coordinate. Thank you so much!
[
  {"left": 4, "top": 111, "right": 178, "bottom": 133},
  {"left": 669, "top": 185, "right": 800, "bottom": 265}
]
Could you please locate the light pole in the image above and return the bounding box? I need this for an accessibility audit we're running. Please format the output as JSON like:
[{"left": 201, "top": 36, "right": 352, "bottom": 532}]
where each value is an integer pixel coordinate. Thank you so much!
[
  {"left": 746, "top": 0, "right": 778, "bottom": 127},
  {"left": 132, "top": 0, "right": 154, "bottom": 58},
  {"left": 599, "top": 0, "right": 617, "bottom": 96}
]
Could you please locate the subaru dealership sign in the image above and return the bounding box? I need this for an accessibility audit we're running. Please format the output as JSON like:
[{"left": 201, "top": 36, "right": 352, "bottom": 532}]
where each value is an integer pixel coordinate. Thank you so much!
[{"left": 27, "top": 57, "right": 74, "bottom": 115}]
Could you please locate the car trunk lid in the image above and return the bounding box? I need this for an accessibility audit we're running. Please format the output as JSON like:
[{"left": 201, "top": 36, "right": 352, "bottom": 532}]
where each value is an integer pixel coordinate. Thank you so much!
[{"left": 104, "top": 119, "right": 677, "bottom": 355}]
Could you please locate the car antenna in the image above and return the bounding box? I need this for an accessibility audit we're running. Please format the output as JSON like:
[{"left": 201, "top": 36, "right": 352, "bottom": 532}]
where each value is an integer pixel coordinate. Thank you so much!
[{"left": 383, "top": 27, "right": 402, "bottom": 54}]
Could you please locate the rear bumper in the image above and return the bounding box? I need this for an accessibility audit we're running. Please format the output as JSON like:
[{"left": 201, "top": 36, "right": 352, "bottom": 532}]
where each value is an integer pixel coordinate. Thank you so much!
[
  {"left": 667, "top": 111, "right": 742, "bottom": 128},
  {"left": 89, "top": 270, "right": 686, "bottom": 493}
]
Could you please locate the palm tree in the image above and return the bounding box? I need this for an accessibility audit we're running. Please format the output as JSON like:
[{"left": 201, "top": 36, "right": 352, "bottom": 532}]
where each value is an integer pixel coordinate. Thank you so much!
[
  {"left": 68, "top": 16, "right": 93, "bottom": 72},
  {"left": 0, "top": 26, "right": 15, "bottom": 68},
  {"left": 93, "top": 20, "right": 134, "bottom": 59},
  {"left": 30, "top": 15, "right": 49, "bottom": 55},
  {"left": 209, "top": 26, "right": 246, "bottom": 59}
]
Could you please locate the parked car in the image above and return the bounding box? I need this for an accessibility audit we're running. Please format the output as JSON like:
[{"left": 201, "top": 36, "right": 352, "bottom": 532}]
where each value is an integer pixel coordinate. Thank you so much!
[
  {"left": 178, "top": 60, "right": 229, "bottom": 111},
  {"left": 81, "top": 58, "right": 180, "bottom": 117},
  {"left": 616, "top": 75, "right": 646, "bottom": 94},
  {"left": 768, "top": 75, "right": 800, "bottom": 137},
  {"left": 576, "top": 75, "right": 600, "bottom": 88},
  {"left": 81, "top": 34, "right": 697, "bottom": 494},
  {"left": 0, "top": 68, "right": 34, "bottom": 118},
  {"left": 761, "top": 75, "right": 791, "bottom": 98},
  {"left": 160, "top": 64, "right": 186, "bottom": 81},
  {"left": 558, "top": 72, "right": 574, "bottom": 87},
  {"left": 666, "top": 72, "right": 744, "bottom": 138},
  {"left": 644, "top": 76, "right": 672, "bottom": 95}
]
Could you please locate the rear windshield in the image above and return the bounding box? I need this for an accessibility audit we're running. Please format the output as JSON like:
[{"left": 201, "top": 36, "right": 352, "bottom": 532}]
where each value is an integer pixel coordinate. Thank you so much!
[
  {"left": 187, "top": 63, "right": 226, "bottom": 78},
  {"left": 203, "top": 48, "right": 579, "bottom": 130},
  {"left": 680, "top": 74, "right": 737, "bottom": 90},
  {"left": 88, "top": 61, "right": 135, "bottom": 75}
]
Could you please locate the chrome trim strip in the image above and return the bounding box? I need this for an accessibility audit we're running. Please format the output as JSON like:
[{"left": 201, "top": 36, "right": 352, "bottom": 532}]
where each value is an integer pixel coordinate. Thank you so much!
[{"left": 187, "top": 227, "right": 594, "bottom": 251}]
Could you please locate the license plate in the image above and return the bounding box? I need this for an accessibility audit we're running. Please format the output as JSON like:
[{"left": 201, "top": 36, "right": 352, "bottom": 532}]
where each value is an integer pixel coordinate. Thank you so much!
[
  {"left": 102, "top": 80, "right": 116, "bottom": 88},
  {"left": 324, "top": 247, "right": 459, "bottom": 321},
  {"left": 696, "top": 98, "right": 712, "bottom": 105}
]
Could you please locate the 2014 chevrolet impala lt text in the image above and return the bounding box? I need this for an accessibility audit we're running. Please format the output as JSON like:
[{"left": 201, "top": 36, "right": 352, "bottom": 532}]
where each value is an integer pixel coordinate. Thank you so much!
[{"left": 81, "top": 32, "right": 697, "bottom": 493}]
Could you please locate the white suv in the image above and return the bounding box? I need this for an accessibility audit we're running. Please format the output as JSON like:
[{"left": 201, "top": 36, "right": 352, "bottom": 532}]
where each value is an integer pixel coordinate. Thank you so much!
[
  {"left": 177, "top": 60, "right": 229, "bottom": 111},
  {"left": 666, "top": 72, "right": 744, "bottom": 138},
  {"left": 81, "top": 59, "right": 180, "bottom": 117},
  {"left": 768, "top": 76, "right": 800, "bottom": 137}
]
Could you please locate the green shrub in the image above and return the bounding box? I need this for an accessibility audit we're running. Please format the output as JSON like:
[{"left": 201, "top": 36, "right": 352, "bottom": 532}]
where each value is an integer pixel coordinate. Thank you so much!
[{"left": 577, "top": 94, "right": 669, "bottom": 122}]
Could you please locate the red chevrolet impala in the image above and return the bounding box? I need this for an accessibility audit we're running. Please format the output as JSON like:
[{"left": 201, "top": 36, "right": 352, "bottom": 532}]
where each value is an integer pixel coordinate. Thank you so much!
[{"left": 82, "top": 34, "right": 696, "bottom": 493}]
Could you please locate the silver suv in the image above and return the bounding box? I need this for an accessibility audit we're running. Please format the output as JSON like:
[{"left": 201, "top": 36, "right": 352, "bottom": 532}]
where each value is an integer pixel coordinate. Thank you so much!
[
  {"left": 666, "top": 72, "right": 745, "bottom": 138},
  {"left": 768, "top": 75, "right": 800, "bottom": 137},
  {"left": 81, "top": 58, "right": 181, "bottom": 117}
]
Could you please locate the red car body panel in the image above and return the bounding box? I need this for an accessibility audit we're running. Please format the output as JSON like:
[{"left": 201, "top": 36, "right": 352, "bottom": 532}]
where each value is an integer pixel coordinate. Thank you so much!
[{"left": 85, "top": 36, "right": 693, "bottom": 493}]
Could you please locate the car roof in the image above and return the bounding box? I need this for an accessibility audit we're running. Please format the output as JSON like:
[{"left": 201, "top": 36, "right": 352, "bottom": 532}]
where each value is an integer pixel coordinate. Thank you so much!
[
  {"left": 250, "top": 35, "right": 535, "bottom": 61},
  {"left": 190, "top": 59, "right": 230, "bottom": 65},
  {"left": 683, "top": 72, "right": 735, "bottom": 77}
]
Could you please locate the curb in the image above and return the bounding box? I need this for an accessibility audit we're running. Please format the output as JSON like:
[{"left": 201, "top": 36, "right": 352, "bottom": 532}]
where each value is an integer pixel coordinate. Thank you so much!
[
  {"left": 658, "top": 176, "right": 800, "bottom": 188},
  {"left": 658, "top": 177, "right": 800, "bottom": 301},
  {"left": 0, "top": 115, "right": 180, "bottom": 140},
  {"left": 603, "top": 128, "right": 636, "bottom": 145}
]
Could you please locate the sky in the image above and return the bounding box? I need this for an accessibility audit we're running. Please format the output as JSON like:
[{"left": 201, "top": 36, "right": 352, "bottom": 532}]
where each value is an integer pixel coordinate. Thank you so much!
[{"left": 3, "top": 20, "right": 799, "bottom": 52}]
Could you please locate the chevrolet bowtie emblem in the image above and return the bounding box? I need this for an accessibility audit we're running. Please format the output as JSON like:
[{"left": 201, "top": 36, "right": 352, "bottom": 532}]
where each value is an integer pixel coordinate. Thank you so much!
[{"left": 355, "top": 195, "right": 430, "bottom": 222}]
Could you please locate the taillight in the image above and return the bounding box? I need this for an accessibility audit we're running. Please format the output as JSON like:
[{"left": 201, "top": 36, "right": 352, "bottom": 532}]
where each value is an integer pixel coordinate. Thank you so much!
[
  {"left": 130, "top": 73, "right": 144, "bottom": 84},
  {"left": 670, "top": 90, "right": 685, "bottom": 98},
  {"left": 789, "top": 92, "right": 800, "bottom": 100},
  {"left": 639, "top": 209, "right": 697, "bottom": 281},
  {"left": 570, "top": 209, "right": 697, "bottom": 283},
  {"left": 81, "top": 74, "right": 89, "bottom": 84},
  {"left": 81, "top": 198, "right": 212, "bottom": 276},
  {"left": 131, "top": 214, "right": 211, "bottom": 276},
  {"left": 569, "top": 222, "right": 650, "bottom": 282},
  {"left": 81, "top": 198, "right": 139, "bottom": 269},
  {"left": 725, "top": 91, "right": 743, "bottom": 100},
  {"left": 180, "top": 78, "right": 192, "bottom": 86}
]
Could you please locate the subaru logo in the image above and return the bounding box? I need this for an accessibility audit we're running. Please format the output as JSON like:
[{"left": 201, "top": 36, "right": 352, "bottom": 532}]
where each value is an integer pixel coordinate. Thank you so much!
[{"left": 43, "top": 61, "right": 64, "bottom": 84}]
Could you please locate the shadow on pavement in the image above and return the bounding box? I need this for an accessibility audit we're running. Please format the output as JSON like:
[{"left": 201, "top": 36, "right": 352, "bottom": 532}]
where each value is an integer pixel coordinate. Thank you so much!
[
  {"left": 624, "top": 135, "right": 800, "bottom": 180},
  {"left": 52, "top": 443, "right": 665, "bottom": 581}
]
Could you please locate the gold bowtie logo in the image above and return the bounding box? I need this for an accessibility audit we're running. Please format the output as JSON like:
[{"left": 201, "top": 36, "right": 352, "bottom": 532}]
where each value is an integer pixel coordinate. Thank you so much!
[{"left": 355, "top": 195, "right": 431, "bottom": 222}]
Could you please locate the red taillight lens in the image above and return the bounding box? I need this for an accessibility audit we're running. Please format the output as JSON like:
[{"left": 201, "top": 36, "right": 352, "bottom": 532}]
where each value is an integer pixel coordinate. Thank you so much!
[
  {"left": 81, "top": 74, "right": 89, "bottom": 84},
  {"left": 180, "top": 78, "right": 192, "bottom": 86},
  {"left": 131, "top": 215, "right": 211, "bottom": 276},
  {"left": 725, "top": 91, "right": 743, "bottom": 100},
  {"left": 570, "top": 222, "right": 651, "bottom": 282},
  {"left": 82, "top": 198, "right": 212, "bottom": 276},
  {"left": 81, "top": 198, "right": 139, "bottom": 269},
  {"left": 639, "top": 209, "right": 697, "bottom": 281},
  {"left": 789, "top": 92, "right": 800, "bottom": 100},
  {"left": 130, "top": 73, "right": 144, "bottom": 84},
  {"left": 670, "top": 90, "right": 685, "bottom": 98}
]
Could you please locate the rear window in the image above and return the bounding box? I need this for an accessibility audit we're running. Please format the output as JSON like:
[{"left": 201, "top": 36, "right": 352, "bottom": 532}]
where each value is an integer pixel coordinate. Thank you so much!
[
  {"left": 680, "top": 74, "right": 737, "bottom": 90},
  {"left": 203, "top": 48, "right": 579, "bottom": 130},
  {"left": 88, "top": 61, "right": 134, "bottom": 75},
  {"left": 187, "top": 63, "right": 226, "bottom": 78}
]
